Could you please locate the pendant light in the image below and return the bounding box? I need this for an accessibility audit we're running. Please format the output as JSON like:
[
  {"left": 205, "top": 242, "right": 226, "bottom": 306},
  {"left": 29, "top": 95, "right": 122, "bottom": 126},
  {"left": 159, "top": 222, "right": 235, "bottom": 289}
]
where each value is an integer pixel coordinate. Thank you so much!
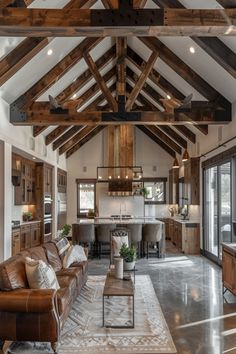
[
  {"left": 172, "top": 157, "right": 179, "bottom": 169},
  {"left": 182, "top": 148, "right": 190, "bottom": 162}
]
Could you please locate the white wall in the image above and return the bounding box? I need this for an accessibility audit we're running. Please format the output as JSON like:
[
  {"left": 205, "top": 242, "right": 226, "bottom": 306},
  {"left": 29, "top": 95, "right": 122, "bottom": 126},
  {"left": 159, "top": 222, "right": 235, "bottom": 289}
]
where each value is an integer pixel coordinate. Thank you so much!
[{"left": 66, "top": 127, "right": 173, "bottom": 224}]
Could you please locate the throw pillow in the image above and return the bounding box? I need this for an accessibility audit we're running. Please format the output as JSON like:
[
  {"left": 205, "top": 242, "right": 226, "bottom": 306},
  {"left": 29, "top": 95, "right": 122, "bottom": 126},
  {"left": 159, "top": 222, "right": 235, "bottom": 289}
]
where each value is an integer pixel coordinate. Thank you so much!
[
  {"left": 112, "top": 235, "right": 129, "bottom": 257},
  {"left": 54, "top": 237, "right": 70, "bottom": 257},
  {"left": 25, "top": 257, "right": 60, "bottom": 290},
  {"left": 63, "top": 245, "right": 87, "bottom": 268}
]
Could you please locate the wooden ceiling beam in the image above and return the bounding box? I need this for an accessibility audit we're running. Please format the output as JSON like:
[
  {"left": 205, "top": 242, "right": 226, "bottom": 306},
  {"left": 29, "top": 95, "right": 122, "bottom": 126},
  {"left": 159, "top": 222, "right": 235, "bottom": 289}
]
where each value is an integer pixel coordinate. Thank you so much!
[
  {"left": 154, "top": 0, "right": 236, "bottom": 81},
  {"left": 174, "top": 125, "right": 196, "bottom": 144},
  {"left": 126, "top": 51, "right": 158, "bottom": 111},
  {"left": 101, "top": 0, "right": 118, "bottom": 9},
  {"left": 126, "top": 67, "right": 163, "bottom": 108},
  {"left": 64, "top": 0, "right": 97, "bottom": 9},
  {"left": 54, "top": 126, "right": 84, "bottom": 151},
  {"left": 137, "top": 125, "right": 176, "bottom": 158},
  {"left": 59, "top": 125, "right": 95, "bottom": 155},
  {"left": 29, "top": 66, "right": 116, "bottom": 112},
  {"left": 116, "top": 37, "right": 127, "bottom": 98},
  {"left": 133, "top": 0, "right": 148, "bottom": 8},
  {"left": 2, "top": 8, "right": 236, "bottom": 37},
  {"left": 140, "top": 37, "right": 231, "bottom": 112},
  {"left": 0, "top": 37, "right": 49, "bottom": 87},
  {"left": 83, "top": 52, "right": 118, "bottom": 111},
  {"left": 45, "top": 126, "right": 69, "bottom": 146},
  {"left": 66, "top": 125, "right": 105, "bottom": 158},
  {"left": 12, "top": 37, "right": 101, "bottom": 110},
  {"left": 216, "top": 1, "right": 236, "bottom": 8},
  {"left": 45, "top": 88, "right": 112, "bottom": 146},
  {"left": 57, "top": 45, "right": 116, "bottom": 104},
  {"left": 158, "top": 125, "right": 187, "bottom": 149},
  {"left": 11, "top": 108, "right": 230, "bottom": 126},
  {"left": 146, "top": 125, "right": 182, "bottom": 154},
  {"left": 33, "top": 126, "right": 47, "bottom": 137},
  {"left": 152, "top": 0, "right": 184, "bottom": 7}
]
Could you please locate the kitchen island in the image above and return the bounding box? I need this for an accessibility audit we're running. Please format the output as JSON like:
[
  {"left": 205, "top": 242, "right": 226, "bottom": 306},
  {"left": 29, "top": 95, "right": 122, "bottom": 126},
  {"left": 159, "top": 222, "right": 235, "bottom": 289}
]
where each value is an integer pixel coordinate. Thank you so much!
[{"left": 76, "top": 217, "right": 165, "bottom": 257}]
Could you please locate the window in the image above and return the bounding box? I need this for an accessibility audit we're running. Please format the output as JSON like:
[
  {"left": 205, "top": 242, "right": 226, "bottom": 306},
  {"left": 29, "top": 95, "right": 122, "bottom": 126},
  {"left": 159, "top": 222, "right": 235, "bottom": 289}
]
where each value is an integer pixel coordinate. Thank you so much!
[
  {"left": 143, "top": 178, "right": 167, "bottom": 204},
  {"left": 76, "top": 179, "right": 96, "bottom": 218}
]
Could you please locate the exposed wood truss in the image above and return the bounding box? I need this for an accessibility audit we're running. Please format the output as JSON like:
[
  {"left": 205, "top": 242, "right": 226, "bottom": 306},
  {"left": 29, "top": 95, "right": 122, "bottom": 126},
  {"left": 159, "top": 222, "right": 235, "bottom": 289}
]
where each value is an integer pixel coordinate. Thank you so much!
[
  {"left": 2, "top": 7, "right": 236, "bottom": 37},
  {"left": 1, "top": 2, "right": 234, "bottom": 158}
]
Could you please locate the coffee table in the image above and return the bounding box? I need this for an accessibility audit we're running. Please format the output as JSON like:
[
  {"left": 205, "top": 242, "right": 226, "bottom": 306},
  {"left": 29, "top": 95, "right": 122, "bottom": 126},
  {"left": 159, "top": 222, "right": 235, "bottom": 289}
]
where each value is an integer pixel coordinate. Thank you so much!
[{"left": 102, "top": 269, "right": 135, "bottom": 328}]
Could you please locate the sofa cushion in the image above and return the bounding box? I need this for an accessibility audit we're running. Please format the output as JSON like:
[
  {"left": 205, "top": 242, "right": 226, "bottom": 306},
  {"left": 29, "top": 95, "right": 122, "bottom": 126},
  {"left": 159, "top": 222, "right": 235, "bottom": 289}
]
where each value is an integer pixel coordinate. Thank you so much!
[
  {"left": 43, "top": 242, "right": 62, "bottom": 272},
  {"left": 0, "top": 255, "right": 29, "bottom": 291},
  {"left": 56, "top": 267, "right": 82, "bottom": 289},
  {"left": 26, "top": 246, "right": 48, "bottom": 264},
  {"left": 25, "top": 257, "right": 60, "bottom": 290},
  {"left": 63, "top": 245, "right": 87, "bottom": 268}
]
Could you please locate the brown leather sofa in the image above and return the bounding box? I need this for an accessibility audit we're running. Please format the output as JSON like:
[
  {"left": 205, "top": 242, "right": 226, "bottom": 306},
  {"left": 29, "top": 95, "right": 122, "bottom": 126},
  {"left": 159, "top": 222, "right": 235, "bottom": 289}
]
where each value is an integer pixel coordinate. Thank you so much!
[{"left": 0, "top": 241, "right": 88, "bottom": 353}]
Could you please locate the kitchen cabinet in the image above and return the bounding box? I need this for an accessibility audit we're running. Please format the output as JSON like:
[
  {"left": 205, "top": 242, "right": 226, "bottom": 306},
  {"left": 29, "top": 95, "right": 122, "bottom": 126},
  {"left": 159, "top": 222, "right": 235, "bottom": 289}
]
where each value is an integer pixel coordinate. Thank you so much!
[
  {"left": 58, "top": 168, "right": 67, "bottom": 193},
  {"left": 12, "top": 228, "right": 21, "bottom": 256},
  {"left": 184, "top": 157, "right": 200, "bottom": 205},
  {"left": 167, "top": 218, "right": 200, "bottom": 254},
  {"left": 182, "top": 223, "right": 200, "bottom": 254},
  {"left": 13, "top": 153, "right": 36, "bottom": 205},
  {"left": 44, "top": 165, "right": 53, "bottom": 196},
  {"left": 222, "top": 243, "right": 236, "bottom": 295},
  {"left": 20, "top": 224, "right": 31, "bottom": 250},
  {"left": 19, "top": 222, "right": 41, "bottom": 251},
  {"left": 164, "top": 218, "right": 170, "bottom": 240}
]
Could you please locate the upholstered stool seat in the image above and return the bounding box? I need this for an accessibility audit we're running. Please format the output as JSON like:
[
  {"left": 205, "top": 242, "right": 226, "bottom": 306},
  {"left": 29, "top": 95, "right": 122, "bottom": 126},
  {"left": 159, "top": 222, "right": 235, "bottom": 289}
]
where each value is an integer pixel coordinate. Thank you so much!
[
  {"left": 72, "top": 223, "right": 95, "bottom": 257},
  {"left": 96, "top": 224, "right": 116, "bottom": 258},
  {"left": 142, "top": 224, "right": 162, "bottom": 258}
]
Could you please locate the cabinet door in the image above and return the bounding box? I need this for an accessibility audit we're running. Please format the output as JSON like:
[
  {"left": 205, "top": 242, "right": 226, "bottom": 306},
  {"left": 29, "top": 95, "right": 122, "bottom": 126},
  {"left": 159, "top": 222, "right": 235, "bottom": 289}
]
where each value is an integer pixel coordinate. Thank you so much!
[
  {"left": 169, "top": 220, "right": 174, "bottom": 242},
  {"left": 31, "top": 224, "right": 41, "bottom": 247},
  {"left": 222, "top": 250, "right": 234, "bottom": 291},
  {"left": 20, "top": 225, "right": 31, "bottom": 250},
  {"left": 183, "top": 224, "right": 200, "bottom": 254},
  {"left": 12, "top": 230, "right": 21, "bottom": 256}
]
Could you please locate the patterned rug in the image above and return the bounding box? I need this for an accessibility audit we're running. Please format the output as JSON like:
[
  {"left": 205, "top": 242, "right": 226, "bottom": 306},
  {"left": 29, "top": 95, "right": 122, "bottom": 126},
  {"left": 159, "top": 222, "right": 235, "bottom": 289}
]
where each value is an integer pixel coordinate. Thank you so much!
[{"left": 8, "top": 275, "right": 176, "bottom": 354}]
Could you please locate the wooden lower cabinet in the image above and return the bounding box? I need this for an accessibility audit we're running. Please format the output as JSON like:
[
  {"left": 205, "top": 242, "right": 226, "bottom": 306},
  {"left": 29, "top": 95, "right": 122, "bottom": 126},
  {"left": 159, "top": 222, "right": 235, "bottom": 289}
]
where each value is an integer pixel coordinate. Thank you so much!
[
  {"left": 166, "top": 218, "right": 200, "bottom": 254},
  {"left": 182, "top": 223, "right": 200, "bottom": 254},
  {"left": 222, "top": 243, "right": 236, "bottom": 295},
  {"left": 12, "top": 228, "right": 21, "bottom": 256},
  {"left": 13, "top": 222, "right": 41, "bottom": 254}
]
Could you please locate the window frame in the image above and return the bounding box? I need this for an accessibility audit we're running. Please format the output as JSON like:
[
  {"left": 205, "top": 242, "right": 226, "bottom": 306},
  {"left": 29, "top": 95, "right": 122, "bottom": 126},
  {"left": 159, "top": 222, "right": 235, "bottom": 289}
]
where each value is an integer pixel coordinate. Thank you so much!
[
  {"left": 142, "top": 177, "right": 167, "bottom": 205},
  {"left": 76, "top": 179, "right": 96, "bottom": 218}
]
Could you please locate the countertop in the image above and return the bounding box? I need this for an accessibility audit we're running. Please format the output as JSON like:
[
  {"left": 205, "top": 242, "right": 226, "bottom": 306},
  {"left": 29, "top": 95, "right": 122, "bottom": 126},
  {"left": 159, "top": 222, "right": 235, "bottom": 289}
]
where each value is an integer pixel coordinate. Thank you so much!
[
  {"left": 12, "top": 220, "right": 41, "bottom": 229},
  {"left": 168, "top": 217, "right": 200, "bottom": 224},
  {"left": 77, "top": 218, "right": 164, "bottom": 225}
]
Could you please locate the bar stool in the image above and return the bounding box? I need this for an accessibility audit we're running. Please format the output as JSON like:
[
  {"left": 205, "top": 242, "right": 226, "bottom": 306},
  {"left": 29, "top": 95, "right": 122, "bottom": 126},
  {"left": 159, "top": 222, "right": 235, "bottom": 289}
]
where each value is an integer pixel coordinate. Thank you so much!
[
  {"left": 96, "top": 224, "right": 116, "bottom": 258},
  {"left": 72, "top": 223, "right": 95, "bottom": 257},
  {"left": 127, "top": 224, "right": 143, "bottom": 258},
  {"left": 142, "top": 224, "right": 162, "bottom": 259}
]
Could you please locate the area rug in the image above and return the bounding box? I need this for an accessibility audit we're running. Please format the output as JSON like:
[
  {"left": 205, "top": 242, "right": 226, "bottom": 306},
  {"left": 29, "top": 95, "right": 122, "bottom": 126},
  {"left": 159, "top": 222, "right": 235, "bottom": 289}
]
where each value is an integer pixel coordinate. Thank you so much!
[{"left": 8, "top": 275, "right": 177, "bottom": 354}]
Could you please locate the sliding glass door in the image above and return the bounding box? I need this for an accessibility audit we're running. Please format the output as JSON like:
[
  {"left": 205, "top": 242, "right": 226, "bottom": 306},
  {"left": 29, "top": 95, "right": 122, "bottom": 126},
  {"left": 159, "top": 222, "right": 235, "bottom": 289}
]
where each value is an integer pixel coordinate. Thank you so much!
[{"left": 204, "top": 161, "right": 231, "bottom": 262}]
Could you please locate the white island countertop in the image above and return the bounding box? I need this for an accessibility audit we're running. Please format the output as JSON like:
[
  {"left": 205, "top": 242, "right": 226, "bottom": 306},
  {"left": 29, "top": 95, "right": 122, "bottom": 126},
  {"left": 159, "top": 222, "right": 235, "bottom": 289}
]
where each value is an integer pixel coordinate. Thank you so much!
[{"left": 77, "top": 217, "right": 164, "bottom": 225}]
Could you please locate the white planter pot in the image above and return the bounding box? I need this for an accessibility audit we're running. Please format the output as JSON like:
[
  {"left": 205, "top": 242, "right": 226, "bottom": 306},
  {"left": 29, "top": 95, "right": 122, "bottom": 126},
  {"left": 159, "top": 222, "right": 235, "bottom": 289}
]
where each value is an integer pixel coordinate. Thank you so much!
[{"left": 124, "top": 260, "right": 135, "bottom": 271}]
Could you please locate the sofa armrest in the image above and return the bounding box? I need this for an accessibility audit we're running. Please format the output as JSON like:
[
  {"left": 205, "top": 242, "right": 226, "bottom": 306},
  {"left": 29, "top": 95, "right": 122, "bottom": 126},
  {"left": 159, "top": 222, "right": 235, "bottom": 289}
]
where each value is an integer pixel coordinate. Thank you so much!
[
  {"left": 84, "top": 247, "right": 89, "bottom": 258},
  {"left": 0, "top": 288, "right": 57, "bottom": 313}
]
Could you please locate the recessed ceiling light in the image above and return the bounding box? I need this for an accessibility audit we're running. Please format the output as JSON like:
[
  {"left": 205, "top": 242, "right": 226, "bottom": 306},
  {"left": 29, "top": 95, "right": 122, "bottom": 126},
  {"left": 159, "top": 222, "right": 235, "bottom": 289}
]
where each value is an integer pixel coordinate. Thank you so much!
[
  {"left": 32, "top": 157, "right": 36, "bottom": 160},
  {"left": 118, "top": 175, "right": 120, "bottom": 179},
  {"left": 47, "top": 49, "right": 53, "bottom": 56},
  {"left": 72, "top": 93, "right": 77, "bottom": 99},
  {"left": 167, "top": 94, "right": 171, "bottom": 100},
  {"left": 125, "top": 175, "right": 128, "bottom": 179},
  {"left": 189, "top": 46, "right": 195, "bottom": 54},
  {"left": 109, "top": 176, "right": 112, "bottom": 179}
]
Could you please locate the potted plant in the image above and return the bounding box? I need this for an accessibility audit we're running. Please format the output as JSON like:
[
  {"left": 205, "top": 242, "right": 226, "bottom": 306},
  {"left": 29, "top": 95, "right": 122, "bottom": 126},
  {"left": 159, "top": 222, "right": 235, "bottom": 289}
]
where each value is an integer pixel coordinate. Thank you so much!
[
  {"left": 22, "top": 211, "right": 33, "bottom": 222},
  {"left": 140, "top": 187, "right": 149, "bottom": 198},
  {"left": 119, "top": 243, "right": 137, "bottom": 271},
  {"left": 61, "top": 224, "right": 71, "bottom": 237}
]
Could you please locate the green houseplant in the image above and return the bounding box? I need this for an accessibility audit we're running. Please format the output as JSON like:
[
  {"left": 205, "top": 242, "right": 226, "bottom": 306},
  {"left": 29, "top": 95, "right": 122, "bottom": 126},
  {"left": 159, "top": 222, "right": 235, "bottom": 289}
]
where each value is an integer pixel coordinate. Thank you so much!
[
  {"left": 119, "top": 243, "right": 137, "bottom": 270},
  {"left": 22, "top": 211, "right": 33, "bottom": 222},
  {"left": 61, "top": 224, "right": 71, "bottom": 237},
  {"left": 140, "top": 187, "right": 149, "bottom": 198}
]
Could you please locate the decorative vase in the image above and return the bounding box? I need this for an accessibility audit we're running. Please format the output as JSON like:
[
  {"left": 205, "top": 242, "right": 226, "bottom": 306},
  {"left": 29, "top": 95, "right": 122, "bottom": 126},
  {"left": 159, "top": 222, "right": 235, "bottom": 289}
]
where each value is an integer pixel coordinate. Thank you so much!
[
  {"left": 124, "top": 260, "right": 135, "bottom": 271},
  {"left": 114, "top": 257, "right": 123, "bottom": 279}
]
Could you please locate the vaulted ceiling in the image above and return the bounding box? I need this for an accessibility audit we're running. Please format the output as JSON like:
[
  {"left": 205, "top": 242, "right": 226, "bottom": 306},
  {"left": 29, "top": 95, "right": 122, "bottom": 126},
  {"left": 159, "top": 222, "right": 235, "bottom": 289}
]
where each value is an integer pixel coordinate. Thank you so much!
[{"left": 0, "top": 0, "right": 236, "bottom": 158}]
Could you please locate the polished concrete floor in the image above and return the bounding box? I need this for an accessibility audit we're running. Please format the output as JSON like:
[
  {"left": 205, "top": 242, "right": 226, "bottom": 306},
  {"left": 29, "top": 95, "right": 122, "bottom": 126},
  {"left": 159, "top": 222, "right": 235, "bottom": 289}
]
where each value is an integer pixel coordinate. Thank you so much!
[{"left": 88, "top": 243, "right": 236, "bottom": 354}]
